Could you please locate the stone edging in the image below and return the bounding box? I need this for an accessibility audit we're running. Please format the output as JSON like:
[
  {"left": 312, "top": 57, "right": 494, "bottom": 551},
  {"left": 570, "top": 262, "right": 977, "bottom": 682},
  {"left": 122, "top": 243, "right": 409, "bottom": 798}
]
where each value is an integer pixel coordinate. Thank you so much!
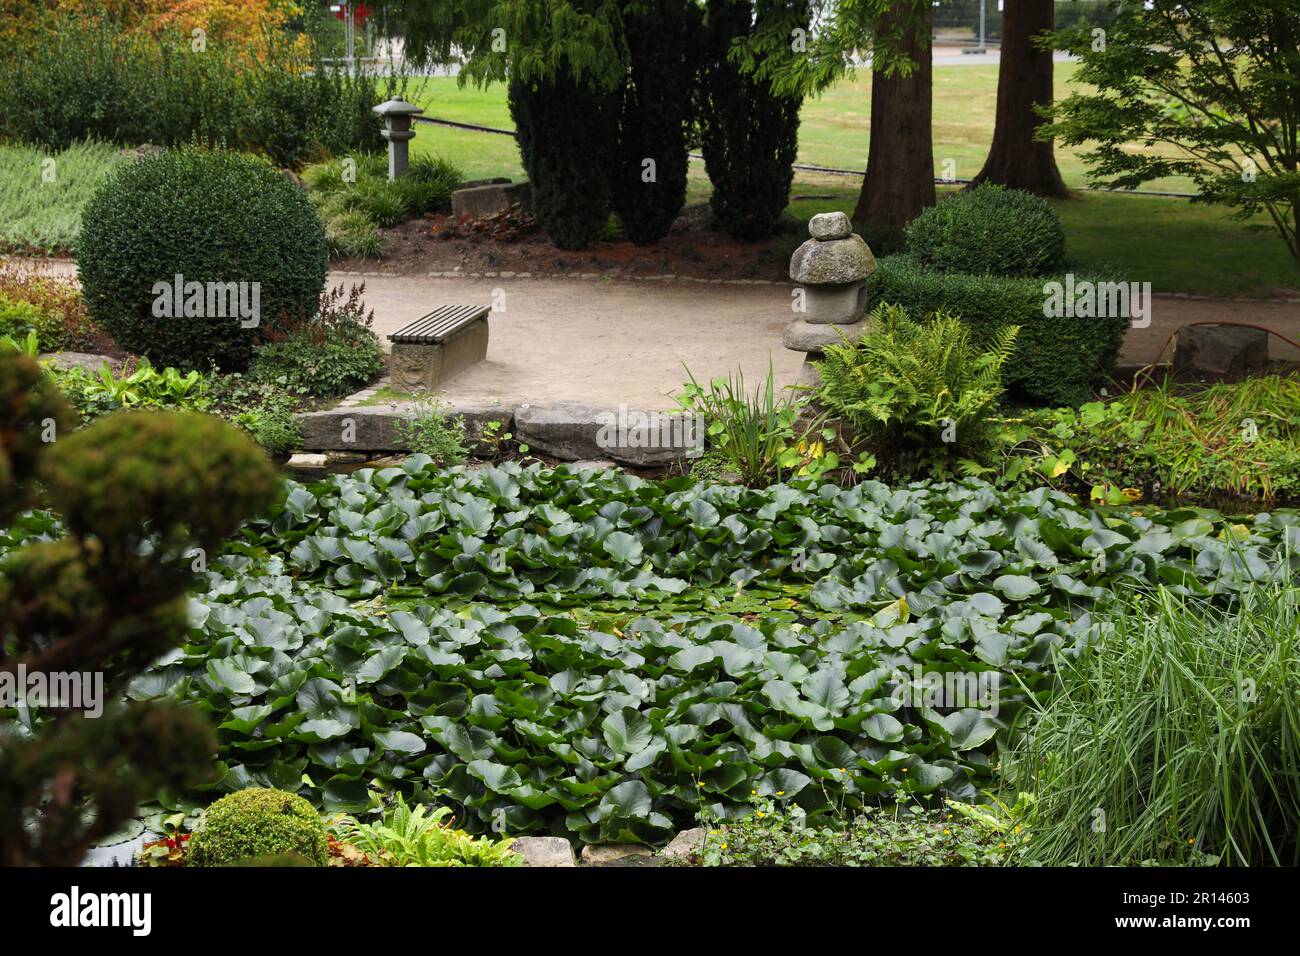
[
  {"left": 296, "top": 399, "right": 700, "bottom": 467},
  {"left": 332, "top": 269, "right": 785, "bottom": 286}
]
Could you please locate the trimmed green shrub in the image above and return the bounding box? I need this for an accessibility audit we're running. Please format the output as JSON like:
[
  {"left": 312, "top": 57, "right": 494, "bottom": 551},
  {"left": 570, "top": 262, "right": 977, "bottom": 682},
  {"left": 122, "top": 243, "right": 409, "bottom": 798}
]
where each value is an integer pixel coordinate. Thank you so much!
[
  {"left": 610, "top": 0, "right": 700, "bottom": 245},
  {"left": 868, "top": 255, "right": 1128, "bottom": 406},
  {"left": 699, "top": 0, "right": 802, "bottom": 241},
  {"left": 509, "top": 64, "right": 620, "bottom": 250},
  {"left": 906, "top": 184, "right": 1066, "bottom": 278},
  {"left": 78, "top": 148, "right": 329, "bottom": 371},
  {"left": 188, "top": 788, "right": 328, "bottom": 867}
]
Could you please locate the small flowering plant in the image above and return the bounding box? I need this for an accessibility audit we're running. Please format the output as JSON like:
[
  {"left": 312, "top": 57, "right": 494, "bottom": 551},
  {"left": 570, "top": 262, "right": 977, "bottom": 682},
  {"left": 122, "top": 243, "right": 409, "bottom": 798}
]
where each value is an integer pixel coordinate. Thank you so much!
[
  {"left": 699, "top": 792, "right": 1024, "bottom": 867},
  {"left": 138, "top": 813, "right": 192, "bottom": 867}
]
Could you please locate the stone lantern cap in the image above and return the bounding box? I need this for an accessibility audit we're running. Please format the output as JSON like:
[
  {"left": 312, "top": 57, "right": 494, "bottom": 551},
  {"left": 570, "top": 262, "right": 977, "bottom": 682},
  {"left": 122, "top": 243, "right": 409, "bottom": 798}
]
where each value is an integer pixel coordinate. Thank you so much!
[
  {"left": 372, "top": 97, "right": 424, "bottom": 119},
  {"left": 789, "top": 212, "right": 877, "bottom": 284}
]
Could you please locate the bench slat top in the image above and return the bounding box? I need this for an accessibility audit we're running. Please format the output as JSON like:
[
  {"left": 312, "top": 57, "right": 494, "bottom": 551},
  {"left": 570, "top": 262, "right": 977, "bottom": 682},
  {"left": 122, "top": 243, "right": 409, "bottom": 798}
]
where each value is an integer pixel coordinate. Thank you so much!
[{"left": 388, "top": 304, "right": 490, "bottom": 344}]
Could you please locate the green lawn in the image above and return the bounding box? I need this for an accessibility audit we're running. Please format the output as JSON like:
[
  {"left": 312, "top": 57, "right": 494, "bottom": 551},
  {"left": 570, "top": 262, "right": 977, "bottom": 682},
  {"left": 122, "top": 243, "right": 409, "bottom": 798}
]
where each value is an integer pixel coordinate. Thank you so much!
[
  {"left": 408, "top": 64, "right": 1197, "bottom": 192},
  {"left": 406, "top": 68, "right": 1298, "bottom": 297}
]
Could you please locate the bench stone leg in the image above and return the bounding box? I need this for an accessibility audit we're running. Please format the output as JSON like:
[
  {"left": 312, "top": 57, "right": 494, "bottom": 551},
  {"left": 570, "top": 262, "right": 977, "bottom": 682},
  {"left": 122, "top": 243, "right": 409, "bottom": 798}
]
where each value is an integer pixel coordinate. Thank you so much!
[{"left": 389, "top": 316, "right": 490, "bottom": 390}]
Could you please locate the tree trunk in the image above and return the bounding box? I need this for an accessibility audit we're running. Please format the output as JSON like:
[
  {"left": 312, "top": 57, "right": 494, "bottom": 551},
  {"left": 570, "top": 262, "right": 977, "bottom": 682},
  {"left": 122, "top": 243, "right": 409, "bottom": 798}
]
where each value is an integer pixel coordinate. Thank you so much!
[
  {"left": 853, "top": 4, "right": 935, "bottom": 252},
  {"left": 971, "top": 0, "right": 1069, "bottom": 197}
]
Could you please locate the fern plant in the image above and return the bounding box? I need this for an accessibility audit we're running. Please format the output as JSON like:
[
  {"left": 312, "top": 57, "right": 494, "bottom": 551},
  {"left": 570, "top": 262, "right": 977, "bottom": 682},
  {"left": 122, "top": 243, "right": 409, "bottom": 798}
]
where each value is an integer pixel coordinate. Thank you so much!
[
  {"left": 815, "top": 304, "right": 1018, "bottom": 473},
  {"left": 331, "top": 794, "right": 522, "bottom": 867}
]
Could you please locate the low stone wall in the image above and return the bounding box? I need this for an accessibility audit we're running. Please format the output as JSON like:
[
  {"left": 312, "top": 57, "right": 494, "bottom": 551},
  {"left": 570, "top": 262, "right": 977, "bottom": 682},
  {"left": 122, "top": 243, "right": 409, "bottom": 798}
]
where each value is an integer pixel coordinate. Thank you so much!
[{"left": 295, "top": 399, "right": 703, "bottom": 467}]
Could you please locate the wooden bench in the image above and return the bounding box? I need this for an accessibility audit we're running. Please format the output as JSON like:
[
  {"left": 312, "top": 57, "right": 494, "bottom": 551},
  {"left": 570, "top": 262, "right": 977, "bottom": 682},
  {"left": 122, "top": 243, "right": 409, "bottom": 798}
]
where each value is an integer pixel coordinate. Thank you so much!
[{"left": 387, "top": 304, "right": 490, "bottom": 391}]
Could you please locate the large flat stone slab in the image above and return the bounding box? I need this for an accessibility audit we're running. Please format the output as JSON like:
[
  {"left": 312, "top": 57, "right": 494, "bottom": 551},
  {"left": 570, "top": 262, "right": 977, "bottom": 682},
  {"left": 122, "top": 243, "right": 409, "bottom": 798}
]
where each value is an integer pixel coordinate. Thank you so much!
[
  {"left": 1172, "top": 324, "right": 1270, "bottom": 378},
  {"left": 513, "top": 401, "right": 702, "bottom": 466},
  {"left": 296, "top": 401, "right": 511, "bottom": 454}
]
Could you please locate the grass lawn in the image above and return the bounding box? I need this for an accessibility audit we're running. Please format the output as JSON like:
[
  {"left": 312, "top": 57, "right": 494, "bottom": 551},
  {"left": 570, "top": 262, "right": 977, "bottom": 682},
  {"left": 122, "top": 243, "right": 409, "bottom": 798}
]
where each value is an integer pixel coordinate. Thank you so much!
[
  {"left": 0, "top": 142, "right": 125, "bottom": 255},
  {"left": 406, "top": 67, "right": 1297, "bottom": 297},
  {"left": 407, "top": 63, "right": 1197, "bottom": 192}
]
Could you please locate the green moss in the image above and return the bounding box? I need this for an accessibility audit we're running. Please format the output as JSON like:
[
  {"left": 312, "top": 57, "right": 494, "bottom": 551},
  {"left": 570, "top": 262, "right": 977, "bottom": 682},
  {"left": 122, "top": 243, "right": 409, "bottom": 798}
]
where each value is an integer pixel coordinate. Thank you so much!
[{"left": 188, "top": 789, "right": 328, "bottom": 868}]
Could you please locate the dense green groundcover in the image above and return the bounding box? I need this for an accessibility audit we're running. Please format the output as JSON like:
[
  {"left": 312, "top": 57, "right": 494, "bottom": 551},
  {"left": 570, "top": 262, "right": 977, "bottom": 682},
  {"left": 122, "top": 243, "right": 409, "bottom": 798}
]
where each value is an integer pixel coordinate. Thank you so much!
[
  {"left": 133, "top": 461, "right": 1300, "bottom": 843},
  {"left": 5, "top": 460, "right": 1297, "bottom": 844}
]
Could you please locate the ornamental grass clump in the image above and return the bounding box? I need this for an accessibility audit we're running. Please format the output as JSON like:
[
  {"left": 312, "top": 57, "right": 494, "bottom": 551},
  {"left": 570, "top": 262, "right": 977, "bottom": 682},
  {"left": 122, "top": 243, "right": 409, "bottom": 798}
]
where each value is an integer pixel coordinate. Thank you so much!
[{"left": 1010, "top": 585, "right": 1300, "bottom": 866}]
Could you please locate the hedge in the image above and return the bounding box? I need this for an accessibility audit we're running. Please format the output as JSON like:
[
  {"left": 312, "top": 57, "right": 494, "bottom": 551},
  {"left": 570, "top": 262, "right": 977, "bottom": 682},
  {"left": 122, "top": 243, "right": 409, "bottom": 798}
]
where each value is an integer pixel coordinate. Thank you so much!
[{"left": 867, "top": 255, "right": 1129, "bottom": 407}]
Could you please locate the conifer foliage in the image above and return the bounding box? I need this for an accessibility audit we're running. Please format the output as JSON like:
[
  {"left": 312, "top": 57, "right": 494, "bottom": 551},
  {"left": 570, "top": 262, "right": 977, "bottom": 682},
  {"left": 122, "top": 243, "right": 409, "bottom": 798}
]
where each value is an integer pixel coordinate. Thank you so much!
[
  {"left": 698, "top": 0, "right": 804, "bottom": 241},
  {"left": 509, "top": 64, "right": 620, "bottom": 250},
  {"left": 0, "top": 350, "right": 281, "bottom": 865},
  {"left": 610, "top": 0, "right": 701, "bottom": 245}
]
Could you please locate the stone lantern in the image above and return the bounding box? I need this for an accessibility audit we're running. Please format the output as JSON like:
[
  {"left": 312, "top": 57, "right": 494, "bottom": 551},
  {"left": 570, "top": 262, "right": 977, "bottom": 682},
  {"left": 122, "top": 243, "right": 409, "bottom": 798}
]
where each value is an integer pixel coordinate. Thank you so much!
[
  {"left": 783, "top": 211, "right": 878, "bottom": 385},
  {"left": 372, "top": 97, "right": 424, "bottom": 180}
]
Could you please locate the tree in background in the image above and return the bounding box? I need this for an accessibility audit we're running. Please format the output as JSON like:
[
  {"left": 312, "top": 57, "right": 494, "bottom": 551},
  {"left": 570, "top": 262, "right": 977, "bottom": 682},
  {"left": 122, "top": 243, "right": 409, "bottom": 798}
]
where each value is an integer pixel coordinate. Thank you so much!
[
  {"left": 971, "top": 0, "right": 1068, "bottom": 198},
  {"left": 1051, "top": 0, "right": 1299, "bottom": 262},
  {"left": 610, "top": 0, "right": 701, "bottom": 245},
  {"left": 0, "top": 0, "right": 297, "bottom": 54},
  {"left": 392, "top": 0, "right": 632, "bottom": 249},
  {"left": 699, "top": 0, "right": 807, "bottom": 241},
  {"left": 734, "top": 0, "right": 935, "bottom": 251},
  {"left": 509, "top": 66, "right": 621, "bottom": 249},
  {"left": 0, "top": 350, "right": 280, "bottom": 865}
]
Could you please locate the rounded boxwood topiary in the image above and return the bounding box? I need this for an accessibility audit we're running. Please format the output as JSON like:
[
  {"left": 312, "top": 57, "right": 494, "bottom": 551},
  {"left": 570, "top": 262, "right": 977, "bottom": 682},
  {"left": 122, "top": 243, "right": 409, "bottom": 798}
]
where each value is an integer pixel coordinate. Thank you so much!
[
  {"left": 77, "top": 148, "right": 329, "bottom": 371},
  {"left": 905, "top": 184, "right": 1066, "bottom": 278},
  {"left": 187, "top": 788, "right": 328, "bottom": 867}
]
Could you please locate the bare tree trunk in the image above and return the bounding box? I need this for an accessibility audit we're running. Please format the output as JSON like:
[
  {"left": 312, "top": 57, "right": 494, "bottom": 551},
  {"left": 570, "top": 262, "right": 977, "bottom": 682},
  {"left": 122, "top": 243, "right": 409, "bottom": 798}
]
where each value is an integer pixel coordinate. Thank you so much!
[
  {"left": 853, "top": 4, "right": 935, "bottom": 251},
  {"left": 971, "top": 0, "right": 1069, "bottom": 197}
]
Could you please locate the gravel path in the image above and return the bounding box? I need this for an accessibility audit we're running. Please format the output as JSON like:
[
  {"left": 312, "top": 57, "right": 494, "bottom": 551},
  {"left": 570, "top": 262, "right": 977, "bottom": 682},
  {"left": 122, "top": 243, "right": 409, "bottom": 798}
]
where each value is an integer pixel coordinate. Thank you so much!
[{"left": 9, "top": 258, "right": 1297, "bottom": 407}]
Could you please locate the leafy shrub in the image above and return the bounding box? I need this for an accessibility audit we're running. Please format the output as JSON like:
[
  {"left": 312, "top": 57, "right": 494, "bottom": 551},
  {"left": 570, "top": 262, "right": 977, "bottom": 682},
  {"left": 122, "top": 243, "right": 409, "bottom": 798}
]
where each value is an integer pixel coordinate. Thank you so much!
[
  {"left": 187, "top": 789, "right": 329, "bottom": 867},
  {"left": 971, "top": 374, "right": 1300, "bottom": 504},
  {"left": 868, "top": 254, "right": 1128, "bottom": 406},
  {"left": 52, "top": 361, "right": 208, "bottom": 424},
  {"left": 324, "top": 209, "right": 382, "bottom": 259},
  {"left": 0, "top": 264, "right": 103, "bottom": 351},
  {"left": 250, "top": 284, "right": 383, "bottom": 398},
  {"left": 132, "top": 461, "right": 1300, "bottom": 842},
  {"left": 677, "top": 360, "right": 835, "bottom": 486},
  {"left": 0, "top": 297, "right": 41, "bottom": 341},
  {"left": 1012, "top": 586, "right": 1300, "bottom": 866},
  {"left": 204, "top": 374, "right": 304, "bottom": 457},
  {"left": 610, "top": 0, "right": 700, "bottom": 244},
  {"left": 816, "top": 304, "right": 1018, "bottom": 474},
  {"left": 305, "top": 152, "right": 462, "bottom": 256},
  {"left": 78, "top": 147, "right": 329, "bottom": 371},
  {"left": 509, "top": 65, "right": 620, "bottom": 250},
  {"left": 394, "top": 397, "right": 469, "bottom": 465},
  {"left": 698, "top": 0, "right": 802, "bottom": 240},
  {"left": 700, "top": 795, "right": 1022, "bottom": 866},
  {"left": 906, "top": 184, "right": 1067, "bottom": 278},
  {"left": 0, "top": 11, "right": 395, "bottom": 167},
  {"left": 332, "top": 794, "right": 521, "bottom": 867}
]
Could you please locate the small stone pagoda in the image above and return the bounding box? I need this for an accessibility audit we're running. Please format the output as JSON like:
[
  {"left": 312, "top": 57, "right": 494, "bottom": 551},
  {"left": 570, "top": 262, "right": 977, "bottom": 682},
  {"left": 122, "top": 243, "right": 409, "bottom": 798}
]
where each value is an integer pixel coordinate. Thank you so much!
[{"left": 783, "top": 211, "right": 877, "bottom": 385}]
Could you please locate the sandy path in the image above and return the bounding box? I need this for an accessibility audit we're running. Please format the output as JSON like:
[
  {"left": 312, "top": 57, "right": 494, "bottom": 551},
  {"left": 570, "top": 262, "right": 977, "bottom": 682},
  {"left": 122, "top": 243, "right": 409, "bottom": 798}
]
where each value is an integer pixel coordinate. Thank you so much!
[{"left": 9, "top": 258, "right": 1297, "bottom": 405}]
